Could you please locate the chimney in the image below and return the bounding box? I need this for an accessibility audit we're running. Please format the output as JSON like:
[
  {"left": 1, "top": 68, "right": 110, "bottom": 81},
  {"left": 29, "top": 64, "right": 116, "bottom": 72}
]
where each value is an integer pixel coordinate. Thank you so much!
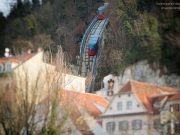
[
  {"left": 4, "top": 48, "right": 10, "bottom": 57},
  {"left": 37, "top": 47, "right": 43, "bottom": 52},
  {"left": 27, "top": 49, "right": 31, "bottom": 54}
]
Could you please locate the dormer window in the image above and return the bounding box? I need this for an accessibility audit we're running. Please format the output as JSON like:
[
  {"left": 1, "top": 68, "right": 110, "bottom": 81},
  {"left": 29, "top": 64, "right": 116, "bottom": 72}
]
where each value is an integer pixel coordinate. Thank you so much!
[{"left": 153, "top": 101, "right": 161, "bottom": 109}]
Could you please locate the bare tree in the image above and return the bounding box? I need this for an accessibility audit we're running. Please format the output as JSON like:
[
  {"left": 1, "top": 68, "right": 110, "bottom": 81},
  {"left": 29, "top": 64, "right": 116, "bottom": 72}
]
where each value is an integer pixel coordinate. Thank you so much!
[{"left": 0, "top": 46, "right": 70, "bottom": 135}]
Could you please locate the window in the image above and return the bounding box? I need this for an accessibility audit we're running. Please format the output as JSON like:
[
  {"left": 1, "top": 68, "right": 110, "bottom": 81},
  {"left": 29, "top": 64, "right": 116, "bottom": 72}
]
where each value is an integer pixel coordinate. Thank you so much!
[
  {"left": 170, "top": 104, "right": 180, "bottom": 112},
  {"left": 175, "top": 123, "right": 180, "bottom": 133},
  {"left": 132, "top": 120, "right": 142, "bottom": 130},
  {"left": 127, "top": 101, "right": 132, "bottom": 110},
  {"left": 106, "top": 122, "right": 115, "bottom": 133},
  {"left": 119, "top": 121, "right": 128, "bottom": 130},
  {"left": 6, "top": 62, "right": 11, "bottom": 72},
  {"left": 117, "top": 102, "right": 122, "bottom": 111},
  {"left": 0, "top": 64, "right": 3, "bottom": 72},
  {"left": 154, "top": 119, "right": 163, "bottom": 130}
]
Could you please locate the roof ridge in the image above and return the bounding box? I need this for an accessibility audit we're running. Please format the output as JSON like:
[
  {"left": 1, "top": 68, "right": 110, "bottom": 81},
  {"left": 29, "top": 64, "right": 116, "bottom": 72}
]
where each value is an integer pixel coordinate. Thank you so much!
[
  {"left": 63, "top": 89, "right": 108, "bottom": 99},
  {"left": 129, "top": 80, "right": 134, "bottom": 92},
  {"left": 129, "top": 80, "right": 177, "bottom": 90}
]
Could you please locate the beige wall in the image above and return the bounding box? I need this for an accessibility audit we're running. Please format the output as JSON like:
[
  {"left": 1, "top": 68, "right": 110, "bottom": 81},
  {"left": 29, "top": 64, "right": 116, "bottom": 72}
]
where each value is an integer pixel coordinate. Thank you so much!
[
  {"left": 13, "top": 52, "right": 86, "bottom": 102},
  {"left": 13, "top": 52, "right": 53, "bottom": 102}
]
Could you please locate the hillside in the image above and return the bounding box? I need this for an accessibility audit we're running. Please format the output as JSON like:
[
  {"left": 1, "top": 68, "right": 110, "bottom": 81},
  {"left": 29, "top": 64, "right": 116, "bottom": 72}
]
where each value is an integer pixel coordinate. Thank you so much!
[
  {"left": 98, "top": 0, "right": 180, "bottom": 74},
  {"left": 95, "top": 0, "right": 180, "bottom": 90},
  {"left": 0, "top": 0, "right": 179, "bottom": 90},
  {"left": 0, "top": 0, "right": 102, "bottom": 64}
]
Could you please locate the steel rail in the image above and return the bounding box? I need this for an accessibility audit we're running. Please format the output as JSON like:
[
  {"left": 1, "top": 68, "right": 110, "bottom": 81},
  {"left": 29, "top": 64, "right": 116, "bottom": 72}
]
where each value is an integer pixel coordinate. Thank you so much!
[
  {"left": 86, "top": 18, "right": 109, "bottom": 92},
  {"left": 78, "top": 16, "right": 98, "bottom": 75}
]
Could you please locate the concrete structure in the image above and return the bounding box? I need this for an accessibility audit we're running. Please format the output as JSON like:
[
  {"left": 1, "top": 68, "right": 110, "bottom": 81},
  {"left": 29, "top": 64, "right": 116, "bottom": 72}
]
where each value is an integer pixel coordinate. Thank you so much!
[{"left": 100, "top": 80, "right": 177, "bottom": 135}]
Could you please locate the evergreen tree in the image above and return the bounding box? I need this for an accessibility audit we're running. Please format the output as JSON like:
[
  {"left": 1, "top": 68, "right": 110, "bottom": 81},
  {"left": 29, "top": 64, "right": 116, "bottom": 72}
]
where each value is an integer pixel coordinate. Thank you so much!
[
  {"left": 0, "top": 12, "right": 7, "bottom": 56},
  {"left": 9, "top": 0, "right": 32, "bottom": 18},
  {"left": 32, "top": 0, "right": 41, "bottom": 9}
]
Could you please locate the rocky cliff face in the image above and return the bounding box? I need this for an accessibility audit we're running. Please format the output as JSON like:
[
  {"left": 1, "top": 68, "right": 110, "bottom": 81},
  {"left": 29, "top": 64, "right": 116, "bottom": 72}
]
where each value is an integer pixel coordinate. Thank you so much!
[{"left": 112, "top": 61, "right": 180, "bottom": 93}]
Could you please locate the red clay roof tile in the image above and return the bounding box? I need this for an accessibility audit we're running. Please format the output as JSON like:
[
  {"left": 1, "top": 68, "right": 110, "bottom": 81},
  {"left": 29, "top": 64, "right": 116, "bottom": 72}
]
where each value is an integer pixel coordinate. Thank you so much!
[
  {"left": 59, "top": 90, "right": 109, "bottom": 134},
  {"left": 0, "top": 53, "right": 34, "bottom": 64},
  {"left": 119, "top": 80, "right": 177, "bottom": 113},
  {"left": 60, "top": 90, "right": 109, "bottom": 117},
  {"left": 169, "top": 92, "right": 180, "bottom": 101}
]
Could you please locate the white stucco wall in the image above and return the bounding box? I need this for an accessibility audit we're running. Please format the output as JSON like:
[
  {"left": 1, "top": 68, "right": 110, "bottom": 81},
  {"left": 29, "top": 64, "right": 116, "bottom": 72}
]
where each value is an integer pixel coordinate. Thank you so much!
[
  {"left": 63, "top": 74, "right": 85, "bottom": 93},
  {"left": 100, "top": 93, "right": 161, "bottom": 135},
  {"left": 103, "top": 93, "right": 146, "bottom": 116},
  {"left": 13, "top": 52, "right": 86, "bottom": 102},
  {"left": 101, "top": 114, "right": 161, "bottom": 135}
]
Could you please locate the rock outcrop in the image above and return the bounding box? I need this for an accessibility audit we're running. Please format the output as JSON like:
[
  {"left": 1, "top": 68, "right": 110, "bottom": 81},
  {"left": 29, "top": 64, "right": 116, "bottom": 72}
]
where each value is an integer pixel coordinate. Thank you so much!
[{"left": 115, "top": 60, "right": 180, "bottom": 90}]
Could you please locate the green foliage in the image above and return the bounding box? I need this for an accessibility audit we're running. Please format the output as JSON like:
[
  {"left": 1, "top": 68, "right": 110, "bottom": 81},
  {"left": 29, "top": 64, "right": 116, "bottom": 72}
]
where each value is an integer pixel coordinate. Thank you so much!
[
  {"left": 125, "top": 46, "right": 144, "bottom": 65},
  {"left": 123, "top": 20, "right": 133, "bottom": 34},
  {"left": 24, "top": 15, "right": 38, "bottom": 35},
  {"left": 0, "top": 0, "right": 98, "bottom": 57},
  {"left": 0, "top": 12, "right": 7, "bottom": 55},
  {"left": 109, "top": 0, "right": 180, "bottom": 74},
  {"left": 138, "top": 14, "right": 161, "bottom": 61},
  {"left": 0, "top": 12, "right": 6, "bottom": 30}
]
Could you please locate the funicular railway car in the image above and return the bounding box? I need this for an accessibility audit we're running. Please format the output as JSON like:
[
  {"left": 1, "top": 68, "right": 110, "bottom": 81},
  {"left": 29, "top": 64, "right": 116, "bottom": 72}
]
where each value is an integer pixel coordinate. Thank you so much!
[
  {"left": 88, "top": 36, "right": 99, "bottom": 56},
  {"left": 88, "top": 19, "right": 106, "bottom": 56},
  {"left": 88, "top": 3, "right": 109, "bottom": 56},
  {"left": 97, "top": 6, "right": 105, "bottom": 20},
  {"left": 97, "top": 3, "right": 109, "bottom": 20}
]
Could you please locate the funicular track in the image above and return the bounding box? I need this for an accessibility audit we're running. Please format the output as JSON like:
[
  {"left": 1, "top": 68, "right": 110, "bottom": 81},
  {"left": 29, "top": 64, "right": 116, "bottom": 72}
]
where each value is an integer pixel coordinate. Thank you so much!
[{"left": 78, "top": 16, "right": 108, "bottom": 92}]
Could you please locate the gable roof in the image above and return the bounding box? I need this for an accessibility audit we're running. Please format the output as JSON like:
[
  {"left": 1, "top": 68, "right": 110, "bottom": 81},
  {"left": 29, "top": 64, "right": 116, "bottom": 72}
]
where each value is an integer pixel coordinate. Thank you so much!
[
  {"left": 169, "top": 92, "right": 180, "bottom": 101},
  {"left": 0, "top": 53, "right": 34, "bottom": 64},
  {"left": 1, "top": 88, "right": 108, "bottom": 135},
  {"left": 119, "top": 80, "right": 177, "bottom": 113},
  {"left": 60, "top": 90, "right": 109, "bottom": 117},
  {"left": 60, "top": 90, "right": 109, "bottom": 134}
]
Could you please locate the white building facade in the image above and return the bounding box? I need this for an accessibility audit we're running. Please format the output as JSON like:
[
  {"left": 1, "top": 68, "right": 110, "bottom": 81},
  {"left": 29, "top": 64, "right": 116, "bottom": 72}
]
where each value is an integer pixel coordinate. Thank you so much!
[
  {"left": 99, "top": 80, "right": 177, "bottom": 135},
  {"left": 100, "top": 92, "right": 161, "bottom": 135}
]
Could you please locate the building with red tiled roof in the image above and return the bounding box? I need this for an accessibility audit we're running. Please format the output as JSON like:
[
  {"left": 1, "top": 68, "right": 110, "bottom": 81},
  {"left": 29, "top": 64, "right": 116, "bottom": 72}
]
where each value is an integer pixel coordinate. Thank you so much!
[
  {"left": 119, "top": 80, "right": 177, "bottom": 113},
  {"left": 100, "top": 80, "right": 177, "bottom": 135},
  {"left": 0, "top": 53, "right": 34, "bottom": 73},
  {"left": 59, "top": 90, "right": 109, "bottom": 135},
  {"left": 34, "top": 90, "right": 109, "bottom": 135},
  {"left": 0, "top": 50, "right": 86, "bottom": 102}
]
